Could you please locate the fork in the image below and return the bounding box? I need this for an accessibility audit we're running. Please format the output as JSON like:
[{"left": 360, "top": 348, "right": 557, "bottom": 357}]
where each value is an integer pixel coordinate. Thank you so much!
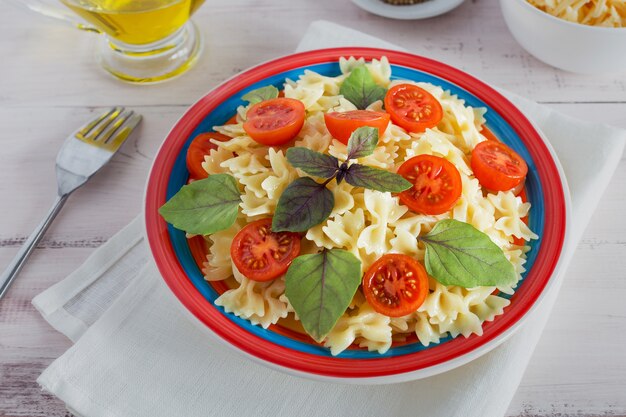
[{"left": 0, "top": 107, "right": 142, "bottom": 301}]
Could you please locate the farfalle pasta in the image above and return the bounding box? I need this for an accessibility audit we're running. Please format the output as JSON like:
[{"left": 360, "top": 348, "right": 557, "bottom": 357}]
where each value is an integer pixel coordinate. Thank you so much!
[
  {"left": 161, "top": 57, "right": 537, "bottom": 356},
  {"left": 215, "top": 261, "right": 290, "bottom": 329},
  {"left": 527, "top": 0, "right": 626, "bottom": 27}
]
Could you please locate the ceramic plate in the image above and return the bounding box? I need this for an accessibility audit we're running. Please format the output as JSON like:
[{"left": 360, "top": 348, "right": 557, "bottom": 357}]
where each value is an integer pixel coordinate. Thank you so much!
[{"left": 144, "top": 48, "right": 569, "bottom": 383}]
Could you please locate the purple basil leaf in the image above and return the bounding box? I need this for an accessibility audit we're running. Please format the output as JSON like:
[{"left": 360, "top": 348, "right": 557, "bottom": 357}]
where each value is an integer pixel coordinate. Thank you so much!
[
  {"left": 344, "top": 164, "right": 412, "bottom": 193},
  {"left": 286, "top": 147, "right": 339, "bottom": 179},
  {"left": 272, "top": 177, "right": 335, "bottom": 232}
]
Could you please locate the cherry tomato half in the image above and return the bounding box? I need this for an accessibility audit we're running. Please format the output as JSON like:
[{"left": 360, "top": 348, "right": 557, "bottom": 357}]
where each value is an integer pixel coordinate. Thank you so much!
[
  {"left": 397, "top": 154, "right": 462, "bottom": 215},
  {"left": 363, "top": 254, "right": 429, "bottom": 317},
  {"left": 230, "top": 218, "right": 301, "bottom": 282},
  {"left": 324, "top": 110, "right": 390, "bottom": 145},
  {"left": 471, "top": 140, "right": 528, "bottom": 192},
  {"left": 225, "top": 114, "right": 239, "bottom": 125},
  {"left": 186, "top": 132, "right": 230, "bottom": 180},
  {"left": 243, "top": 98, "right": 305, "bottom": 146},
  {"left": 384, "top": 83, "right": 443, "bottom": 133}
]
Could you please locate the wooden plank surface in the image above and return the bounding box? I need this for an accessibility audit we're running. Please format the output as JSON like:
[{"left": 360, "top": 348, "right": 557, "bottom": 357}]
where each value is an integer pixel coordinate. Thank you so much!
[{"left": 1, "top": 0, "right": 625, "bottom": 416}]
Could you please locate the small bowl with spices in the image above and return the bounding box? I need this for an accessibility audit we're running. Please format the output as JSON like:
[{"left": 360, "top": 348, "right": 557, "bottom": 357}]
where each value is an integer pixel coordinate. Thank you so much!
[
  {"left": 351, "top": 0, "right": 465, "bottom": 20},
  {"left": 500, "top": 0, "right": 626, "bottom": 74}
]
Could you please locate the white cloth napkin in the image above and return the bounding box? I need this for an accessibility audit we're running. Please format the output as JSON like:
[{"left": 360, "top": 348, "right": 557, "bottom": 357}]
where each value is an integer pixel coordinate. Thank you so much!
[{"left": 32, "top": 20, "right": 626, "bottom": 417}]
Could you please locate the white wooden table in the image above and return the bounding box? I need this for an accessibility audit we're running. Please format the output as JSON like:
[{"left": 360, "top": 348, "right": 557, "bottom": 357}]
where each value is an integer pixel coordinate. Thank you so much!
[{"left": 1, "top": 0, "right": 625, "bottom": 415}]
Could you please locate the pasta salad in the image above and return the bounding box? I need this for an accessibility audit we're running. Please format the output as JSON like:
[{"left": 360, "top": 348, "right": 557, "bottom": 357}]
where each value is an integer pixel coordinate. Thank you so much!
[{"left": 159, "top": 57, "right": 537, "bottom": 356}]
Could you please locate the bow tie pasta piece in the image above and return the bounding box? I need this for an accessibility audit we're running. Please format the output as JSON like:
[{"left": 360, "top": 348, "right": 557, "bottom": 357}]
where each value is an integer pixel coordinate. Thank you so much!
[
  {"left": 284, "top": 70, "right": 345, "bottom": 113},
  {"left": 414, "top": 311, "right": 443, "bottom": 346},
  {"left": 214, "top": 117, "right": 246, "bottom": 138},
  {"left": 201, "top": 146, "right": 235, "bottom": 176},
  {"left": 453, "top": 175, "right": 499, "bottom": 233},
  {"left": 294, "top": 114, "right": 333, "bottom": 152},
  {"left": 463, "top": 286, "right": 511, "bottom": 323},
  {"left": 220, "top": 152, "right": 269, "bottom": 180},
  {"left": 211, "top": 134, "right": 259, "bottom": 154},
  {"left": 487, "top": 191, "right": 539, "bottom": 242},
  {"left": 357, "top": 190, "right": 408, "bottom": 256},
  {"left": 238, "top": 149, "right": 299, "bottom": 217},
  {"left": 437, "top": 92, "right": 487, "bottom": 154},
  {"left": 239, "top": 171, "right": 273, "bottom": 199},
  {"left": 327, "top": 97, "right": 359, "bottom": 113},
  {"left": 261, "top": 148, "right": 299, "bottom": 201},
  {"left": 498, "top": 245, "right": 531, "bottom": 295},
  {"left": 389, "top": 214, "right": 440, "bottom": 259},
  {"left": 306, "top": 208, "right": 380, "bottom": 273},
  {"left": 418, "top": 279, "right": 467, "bottom": 323},
  {"left": 215, "top": 263, "right": 290, "bottom": 329},
  {"left": 436, "top": 292, "right": 511, "bottom": 340},
  {"left": 306, "top": 208, "right": 360, "bottom": 250},
  {"left": 323, "top": 303, "right": 393, "bottom": 355},
  {"left": 404, "top": 129, "right": 472, "bottom": 176},
  {"left": 327, "top": 180, "right": 356, "bottom": 216},
  {"left": 240, "top": 192, "right": 274, "bottom": 218},
  {"left": 202, "top": 218, "right": 246, "bottom": 282}
]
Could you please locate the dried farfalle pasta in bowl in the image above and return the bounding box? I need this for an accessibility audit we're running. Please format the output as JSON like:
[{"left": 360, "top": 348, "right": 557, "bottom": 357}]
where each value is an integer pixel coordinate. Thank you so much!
[{"left": 501, "top": 0, "right": 626, "bottom": 74}]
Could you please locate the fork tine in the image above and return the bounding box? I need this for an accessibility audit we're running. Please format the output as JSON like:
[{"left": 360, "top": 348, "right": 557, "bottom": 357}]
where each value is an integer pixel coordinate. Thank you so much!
[
  {"left": 76, "top": 107, "right": 119, "bottom": 138},
  {"left": 79, "top": 107, "right": 125, "bottom": 141},
  {"left": 102, "top": 112, "right": 142, "bottom": 152},
  {"left": 99, "top": 109, "right": 135, "bottom": 144}
]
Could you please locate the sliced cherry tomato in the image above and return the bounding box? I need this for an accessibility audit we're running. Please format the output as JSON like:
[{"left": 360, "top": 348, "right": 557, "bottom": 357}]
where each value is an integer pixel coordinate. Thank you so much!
[
  {"left": 363, "top": 254, "right": 429, "bottom": 317},
  {"left": 397, "top": 154, "right": 462, "bottom": 215},
  {"left": 384, "top": 83, "right": 443, "bottom": 133},
  {"left": 225, "top": 114, "right": 239, "bottom": 125},
  {"left": 243, "top": 98, "right": 305, "bottom": 146},
  {"left": 471, "top": 140, "right": 528, "bottom": 192},
  {"left": 186, "top": 132, "right": 230, "bottom": 180},
  {"left": 230, "top": 218, "right": 301, "bottom": 282},
  {"left": 324, "top": 110, "right": 390, "bottom": 144}
]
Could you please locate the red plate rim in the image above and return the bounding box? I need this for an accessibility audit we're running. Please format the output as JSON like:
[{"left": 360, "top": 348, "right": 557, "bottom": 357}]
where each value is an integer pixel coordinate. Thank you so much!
[{"left": 144, "top": 47, "right": 567, "bottom": 380}]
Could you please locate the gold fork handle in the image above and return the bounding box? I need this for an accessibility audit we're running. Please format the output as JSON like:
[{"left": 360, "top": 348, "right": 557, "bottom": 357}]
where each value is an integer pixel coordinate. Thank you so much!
[{"left": 0, "top": 194, "right": 70, "bottom": 301}]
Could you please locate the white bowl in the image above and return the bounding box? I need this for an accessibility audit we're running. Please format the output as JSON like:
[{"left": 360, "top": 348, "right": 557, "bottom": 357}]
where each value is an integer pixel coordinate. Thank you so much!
[{"left": 500, "top": 0, "right": 626, "bottom": 74}]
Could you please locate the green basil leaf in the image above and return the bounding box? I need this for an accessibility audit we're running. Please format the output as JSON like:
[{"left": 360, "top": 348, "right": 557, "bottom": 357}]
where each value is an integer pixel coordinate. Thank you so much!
[
  {"left": 272, "top": 177, "right": 334, "bottom": 232},
  {"left": 158, "top": 174, "right": 240, "bottom": 235},
  {"left": 241, "top": 85, "right": 279, "bottom": 105},
  {"left": 420, "top": 219, "right": 517, "bottom": 288},
  {"left": 344, "top": 164, "right": 412, "bottom": 193},
  {"left": 286, "top": 147, "right": 339, "bottom": 179},
  {"left": 285, "top": 249, "right": 362, "bottom": 341},
  {"left": 346, "top": 126, "right": 379, "bottom": 160},
  {"left": 339, "top": 66, "right": 387, "bottom": 110}
]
